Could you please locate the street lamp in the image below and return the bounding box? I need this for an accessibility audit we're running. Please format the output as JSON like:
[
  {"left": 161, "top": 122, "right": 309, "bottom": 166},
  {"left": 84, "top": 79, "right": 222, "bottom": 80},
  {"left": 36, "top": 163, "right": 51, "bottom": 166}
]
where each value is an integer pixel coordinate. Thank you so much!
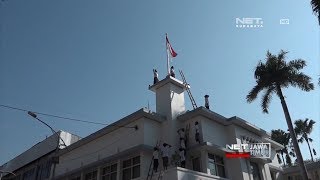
[
  {"left": 27, "top": 111, "right": 68, "bottom": 148},
  {"left": 27, "top": 111, "right": 68, "bottom": 180}
]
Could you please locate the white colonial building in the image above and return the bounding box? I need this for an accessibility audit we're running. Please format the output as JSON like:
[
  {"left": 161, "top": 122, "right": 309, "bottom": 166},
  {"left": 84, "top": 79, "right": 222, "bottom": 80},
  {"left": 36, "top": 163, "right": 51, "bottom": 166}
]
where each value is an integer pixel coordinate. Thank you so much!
[
  {"left": 1, "top": 76, "right": 286, "bottom": 180},
  {"left": 0, "top": 131, "right": 80, "bottom": 180}
]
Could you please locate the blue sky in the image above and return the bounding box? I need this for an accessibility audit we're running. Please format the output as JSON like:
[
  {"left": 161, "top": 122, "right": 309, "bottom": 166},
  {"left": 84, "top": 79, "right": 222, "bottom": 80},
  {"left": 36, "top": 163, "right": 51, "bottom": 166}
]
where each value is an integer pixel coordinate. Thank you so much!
[{"left": 0, "top": 0, "right": 319, "bottom": 165}]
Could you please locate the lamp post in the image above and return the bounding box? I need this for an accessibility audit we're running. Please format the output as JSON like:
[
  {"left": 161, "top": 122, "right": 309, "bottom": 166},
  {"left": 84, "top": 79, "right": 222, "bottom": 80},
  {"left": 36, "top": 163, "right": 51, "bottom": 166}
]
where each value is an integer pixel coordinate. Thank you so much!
[{"left": 27, "top": 111, "right": 67, "bottom": 180}]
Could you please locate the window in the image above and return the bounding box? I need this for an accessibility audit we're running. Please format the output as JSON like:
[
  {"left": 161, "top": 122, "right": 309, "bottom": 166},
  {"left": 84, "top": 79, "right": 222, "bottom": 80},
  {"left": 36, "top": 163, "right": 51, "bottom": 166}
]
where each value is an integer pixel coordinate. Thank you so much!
[
  {"left": 101, "top": 163, "right": 117, "bottom": 180},
  {"left": 85, "top": 170, "right": 97, "bottom": 180},
  {"left": 122, "top": 156, "right": 140, "bottom": 180},
  {"left": 192, "top": 157, "right": 201, "bottom": 172},
  {"left": 250, "top": 162, "right": 261, "bottom": 180},
  {"left": 208, "top": 153, "right": 226, "bottom": 178}
]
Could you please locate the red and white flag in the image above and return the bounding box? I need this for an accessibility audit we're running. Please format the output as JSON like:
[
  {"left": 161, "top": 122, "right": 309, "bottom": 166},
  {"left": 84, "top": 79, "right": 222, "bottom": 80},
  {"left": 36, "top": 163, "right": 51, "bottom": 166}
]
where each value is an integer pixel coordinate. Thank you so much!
[{"left": 166, "top": 34, "right": 177, "bottom": 58}]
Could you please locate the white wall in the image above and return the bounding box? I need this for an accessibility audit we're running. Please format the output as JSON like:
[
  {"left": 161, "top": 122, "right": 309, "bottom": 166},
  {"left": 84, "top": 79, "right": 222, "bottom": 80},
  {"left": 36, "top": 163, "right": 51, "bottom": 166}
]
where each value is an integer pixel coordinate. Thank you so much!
[
  {"left": 55, "top": 120, "right": 144, "bottom": 177},
  {"left": 155, "top": 81, "right": 186, "bottom": 147},
  {"left": 1, "top": 131, "right": 78, "bottom": 173},
  {"left": 179, "top": 116, "right": 203, "bottom": 147},
  {"left": 142, "top": 118, "right": 161, "bottom": 147},
  {"left": 269, "top": 148, "right": 282, "bottom": 167},
  {"left": 201, "top": 118, "right": 228, "bottom": 147}
]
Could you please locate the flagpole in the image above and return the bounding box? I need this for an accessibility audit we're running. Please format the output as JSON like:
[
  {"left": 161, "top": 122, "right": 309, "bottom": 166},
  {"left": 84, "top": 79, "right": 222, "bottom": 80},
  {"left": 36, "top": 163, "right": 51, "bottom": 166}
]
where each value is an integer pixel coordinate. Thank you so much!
[
  {"left": 166, "top": 47, "right": 170, "bottom": 76},
  {"left": 166, "top": 33, "right": 170, "bottom": 76}
]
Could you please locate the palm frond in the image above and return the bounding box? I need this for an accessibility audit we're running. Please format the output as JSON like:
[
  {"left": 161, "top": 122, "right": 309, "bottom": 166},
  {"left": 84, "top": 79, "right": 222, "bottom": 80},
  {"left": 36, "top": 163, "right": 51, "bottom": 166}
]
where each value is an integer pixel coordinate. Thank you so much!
[
  {"left": 254, "top": 61, "right": 267, "bottom": 80},
  {"left": 247, "top": 50, "right": 314, "bottom": 115},
  {"left": 246, "top": 84, "right": 263, "bottom": 103},
  {"left": 285, "top": 154, "right": 292, "bottom": 166},
  {"left": 294, "top": 119, "right": 304, "bottom": 135},
  {"left": 297, "top": 137, "right": 304, "bottom": 143},
  {"left": 261, "top": 87, "right": 274, "bottom": 113},
  {"left": 294, "top": 118, "right": 316, "bottom": 146},
  {"left": 271, "top": 129, "right": 290, "bottom": 146},
  {"left": 277, "top": 50, "right": 289, "bottom": 61},
  {"left": 288, "top": 59, "right": 306, "bottom": 70},
  {"left": 306, "top": 119, "right": 316, "bottom": 133},
  {"left": 277, "top": 154, "right": 282, "bottom": 164},
  {"left": 289, "top": 72, "right": 314, "bottom": 91},
  {"left": 311, "top": 0, "right": 320, "bottom": 24}
]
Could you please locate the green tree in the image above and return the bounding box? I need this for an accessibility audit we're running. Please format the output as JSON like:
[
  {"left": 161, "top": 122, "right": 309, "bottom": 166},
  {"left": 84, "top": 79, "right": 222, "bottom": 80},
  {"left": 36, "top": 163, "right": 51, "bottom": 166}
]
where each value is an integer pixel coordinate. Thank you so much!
[
  {"left": 271, "top": 129, "right": 292, "bottom": 166},
  {"left": 246, "top": 50, "right": 314, "bottom": 180},
  {"left": 286, "top": 154, "right": 292, "bottom": 166},
  {"left": 311, "top": 0, "right": 320, "bottom": 24},
  {"left": 294, "top": 118, "right": 316, "bottom": 161}
]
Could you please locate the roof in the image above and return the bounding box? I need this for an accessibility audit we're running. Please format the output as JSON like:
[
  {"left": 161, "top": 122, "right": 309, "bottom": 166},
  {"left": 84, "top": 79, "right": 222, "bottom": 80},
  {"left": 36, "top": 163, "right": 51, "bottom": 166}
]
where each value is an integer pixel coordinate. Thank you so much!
[
  {"left": 178, "top": 107, "right": 274, "bottom": 139},
  {"left": 0, "top": 130, "right": 79, "bottom": 173},
  {"left": 228, "top": 116, "right": 270, "bottom": 137},
  {"left": 177, "top": 106, "right": 228, "bottom": 125},
  {"left": 149, "top": 75, "right": 188, "bottom": 92},
  {"left": 58, "top": 108, "right": 166, "bottom": 156}
]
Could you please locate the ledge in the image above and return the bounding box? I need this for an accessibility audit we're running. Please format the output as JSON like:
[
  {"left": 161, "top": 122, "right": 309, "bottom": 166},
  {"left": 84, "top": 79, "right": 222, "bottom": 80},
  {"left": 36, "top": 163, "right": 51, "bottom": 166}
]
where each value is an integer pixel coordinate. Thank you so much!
[{"left": 149, "top": 75, "right": 188, "bottom": 92}]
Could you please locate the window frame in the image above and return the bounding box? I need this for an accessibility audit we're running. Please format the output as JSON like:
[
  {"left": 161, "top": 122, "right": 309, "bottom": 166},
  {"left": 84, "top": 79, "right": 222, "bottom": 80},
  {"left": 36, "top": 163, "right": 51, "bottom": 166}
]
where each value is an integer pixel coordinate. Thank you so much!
[
  {"left": 84, "top": 169, "right": 98, "bottom": 180},
  {"left": 207, "top": 153, "right": 226, "bottom": 178},
  {"left": 101, "top": 162, "right": 118, "bottom": 180},
  {"left": 250, "top": 161, "right": 262, "bottom": 180},
  {"left": 192, "top": 157, "right": 201, "bottom": 172},
  {"left": 121, "top": 156, "right": 140, "bottom": 180}
]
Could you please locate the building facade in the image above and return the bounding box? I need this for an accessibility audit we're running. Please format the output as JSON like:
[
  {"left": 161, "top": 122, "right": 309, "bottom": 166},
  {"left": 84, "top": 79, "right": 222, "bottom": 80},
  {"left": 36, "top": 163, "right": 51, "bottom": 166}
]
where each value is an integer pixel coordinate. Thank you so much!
[
  {"left": 2, "top": 76, "right": 289, "bottom": 180},
  {"left": 0, "top": 131, "right": 80, "bottom": 180},
  {"left": 282, "top": 160, "right": 320, "bottom": 180}
]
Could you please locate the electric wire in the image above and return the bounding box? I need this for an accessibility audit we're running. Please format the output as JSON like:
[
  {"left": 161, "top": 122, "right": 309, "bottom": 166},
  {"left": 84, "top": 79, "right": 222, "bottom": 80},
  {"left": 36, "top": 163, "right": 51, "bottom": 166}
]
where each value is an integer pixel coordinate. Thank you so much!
[{"left": 0, "top": 104, "right": 136, "bottom": 128}]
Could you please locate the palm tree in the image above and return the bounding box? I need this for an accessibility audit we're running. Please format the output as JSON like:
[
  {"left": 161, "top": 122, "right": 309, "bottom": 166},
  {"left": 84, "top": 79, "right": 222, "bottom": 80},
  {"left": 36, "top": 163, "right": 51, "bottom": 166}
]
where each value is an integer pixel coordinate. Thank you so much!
[
  {"left": 286, "top": 154, "right": 292, "bottom": 166},
  {"left": 276, "top": 153, "right": 282, "bottom": 164},
  {"left": 246, "top": 50, "right": 314, "bottom": 180},
  {"left": 271, "top": 129, "right": 290, "bottom": 166},
  {"left": 311, "top": 0, "right": 320, "bottom": 24},
  {"left": 294, "top": 118, "right": 316, "bottom": 161}
]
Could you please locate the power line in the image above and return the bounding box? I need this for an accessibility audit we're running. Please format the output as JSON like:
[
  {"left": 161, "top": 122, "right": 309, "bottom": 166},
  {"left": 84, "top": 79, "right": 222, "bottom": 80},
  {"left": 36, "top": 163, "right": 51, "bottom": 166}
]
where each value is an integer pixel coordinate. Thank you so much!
[
  {"left": 1, "top": 104, "right": 140, "bottom": 163},
  {"left": 0, "top": 104, "right": 136, "bottom": 128},
  {"left": 0, "top": 104, "right": 106, "bottom": 125}
]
